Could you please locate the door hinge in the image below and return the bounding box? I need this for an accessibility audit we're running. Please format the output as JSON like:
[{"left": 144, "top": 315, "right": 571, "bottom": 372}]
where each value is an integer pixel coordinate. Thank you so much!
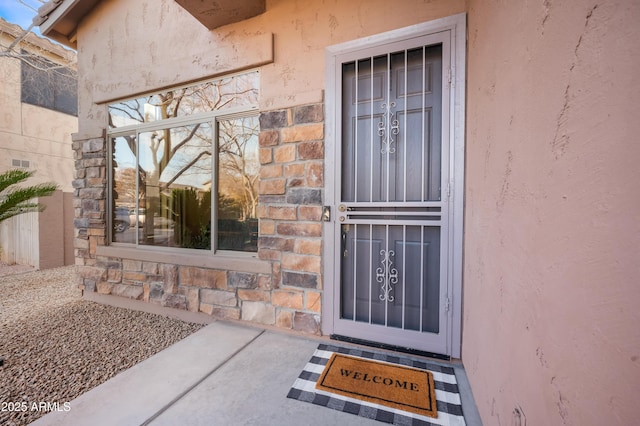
[
  {"left": 446, "top": 181, "right": 452, "bottom": 199},
  {"left": 446, "top": 67, "right": 452, "bottom": 87},
  {"left": 444, "top": 296, "right": 451, "bottom": 312}
]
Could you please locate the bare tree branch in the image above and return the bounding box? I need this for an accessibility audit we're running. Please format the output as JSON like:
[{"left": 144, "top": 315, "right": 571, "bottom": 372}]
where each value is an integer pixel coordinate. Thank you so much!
[
  {"left": 169, "top": 123, "right": 202, "bottom": 158},
  {"left": 0, "top": 2, "right": 77, "bottom": 75},
  {"left": 160, "top": 151, "right": 211, "bottom": 190},
  {"left": 17, "top": 0, "right": 39, "bottom": 13}
]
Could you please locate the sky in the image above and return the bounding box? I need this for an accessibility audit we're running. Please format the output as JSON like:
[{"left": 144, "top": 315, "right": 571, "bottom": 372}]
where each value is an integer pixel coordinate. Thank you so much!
[{"left": 0, "top": 0, "right": 44, "bottom": 35}]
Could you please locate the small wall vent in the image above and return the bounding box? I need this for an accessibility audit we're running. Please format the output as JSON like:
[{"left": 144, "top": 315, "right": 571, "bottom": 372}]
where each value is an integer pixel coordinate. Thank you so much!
[{"left": 11, "top": 159, "right": 30, "bottom": 168}]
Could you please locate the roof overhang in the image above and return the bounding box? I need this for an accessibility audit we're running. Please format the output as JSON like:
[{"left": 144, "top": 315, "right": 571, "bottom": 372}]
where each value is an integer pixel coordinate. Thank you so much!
[
  {"left": 37, "top": 0, "right": 266, "bottom": 50},
  {"left": 174, "top": 0, "right": 265, "bottom": 30},
  {"left": 36, "top": 0, "right": 100, "bottom": 49}
]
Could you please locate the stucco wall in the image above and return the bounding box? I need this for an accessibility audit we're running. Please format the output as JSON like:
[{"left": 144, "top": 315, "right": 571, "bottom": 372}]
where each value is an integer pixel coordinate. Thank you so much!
[
  {"left": 464, "top": 0, "right": 640, "bottom": 424},
  {"left": 0, "top": 25, "right": 77, "bottom": 269},
  {"left": 0, "top": 55, "right": 76, "bottom": 192},
  {"left": 0, "top": 53, "right": 21, "bottom": 133},
  {"left": 66, "top": 0, "right": 640, "bottom": 423},
  {"left": 38, "top": 190, "right": 76, "bottom": 270},
  {"left": 74, "top": 0, "right": 465, "bottom": 135}
]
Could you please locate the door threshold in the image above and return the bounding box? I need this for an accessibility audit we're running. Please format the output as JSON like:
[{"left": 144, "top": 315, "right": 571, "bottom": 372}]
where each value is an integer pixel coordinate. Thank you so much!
[{"left": 330, "top": 334, "right": 450, "bottom": 361}]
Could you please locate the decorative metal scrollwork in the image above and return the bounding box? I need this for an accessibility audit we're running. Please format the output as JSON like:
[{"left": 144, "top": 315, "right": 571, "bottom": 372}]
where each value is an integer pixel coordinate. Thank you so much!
[
  {"left": 376, "top": 249, "right": 398, "bottom": 302},
  {"left": 378, "top": 102, "right": 399, "bottom": 154}
]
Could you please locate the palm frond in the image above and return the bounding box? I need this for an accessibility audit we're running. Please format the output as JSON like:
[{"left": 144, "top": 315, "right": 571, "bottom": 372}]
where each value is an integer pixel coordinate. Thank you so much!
[
  {"left": 0, "top": 169, "right": 35, "bottom": 193},
  {"left": 0, "top": 169, "right": 59, "bottom": 224},
  {"left": 0, "top": 202, "right": 43, "bottom": 222}
]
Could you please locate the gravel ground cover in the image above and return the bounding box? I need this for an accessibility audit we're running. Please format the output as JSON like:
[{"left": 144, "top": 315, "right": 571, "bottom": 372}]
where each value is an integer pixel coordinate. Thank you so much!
[{"left": 0, "top": 265, "right": 204, "bottom": 426}]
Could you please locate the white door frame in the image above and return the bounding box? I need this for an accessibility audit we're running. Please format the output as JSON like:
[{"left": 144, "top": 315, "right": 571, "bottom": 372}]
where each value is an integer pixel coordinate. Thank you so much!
[{"left": 322, "top": 13, "right": 466, "bottom": 358}]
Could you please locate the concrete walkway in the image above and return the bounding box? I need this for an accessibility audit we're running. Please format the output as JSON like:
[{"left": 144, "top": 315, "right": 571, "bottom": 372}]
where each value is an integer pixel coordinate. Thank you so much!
[{"left": 32, "top": 322, "right": 482, "bottom": 426}]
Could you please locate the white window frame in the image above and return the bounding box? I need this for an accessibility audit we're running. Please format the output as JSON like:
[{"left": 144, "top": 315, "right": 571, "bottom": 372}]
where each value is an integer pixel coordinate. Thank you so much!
[{"left": 105, "top": 73, "right": 261, "bottom": 258}]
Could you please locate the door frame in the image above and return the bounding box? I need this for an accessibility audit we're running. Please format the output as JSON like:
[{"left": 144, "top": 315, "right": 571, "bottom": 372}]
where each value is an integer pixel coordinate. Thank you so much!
[{"left": 322, "top": 13, "right": 466, "bottom": 358}]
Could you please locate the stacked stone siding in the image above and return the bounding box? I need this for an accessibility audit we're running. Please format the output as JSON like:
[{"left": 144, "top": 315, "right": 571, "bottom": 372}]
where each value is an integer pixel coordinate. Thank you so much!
[
  {"left": 72, "top": 133, "right": 107, "bottom": 267},
  {"left": 258, "top": 103, "right": 324, "bottom": 333},
  {"left": 71, "top": 102, "right": 324, "bottom": 335}
]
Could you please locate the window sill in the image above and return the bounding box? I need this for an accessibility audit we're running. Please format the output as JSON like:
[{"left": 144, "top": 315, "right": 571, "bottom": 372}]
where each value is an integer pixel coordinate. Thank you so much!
[{"left": 96, "top": 245, "right": 271, "bottom": 274}]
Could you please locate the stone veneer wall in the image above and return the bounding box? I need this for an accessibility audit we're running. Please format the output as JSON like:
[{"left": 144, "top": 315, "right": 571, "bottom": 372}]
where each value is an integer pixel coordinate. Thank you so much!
[{"left": 72, "top": 102, "right": 324, "bottom": 335}]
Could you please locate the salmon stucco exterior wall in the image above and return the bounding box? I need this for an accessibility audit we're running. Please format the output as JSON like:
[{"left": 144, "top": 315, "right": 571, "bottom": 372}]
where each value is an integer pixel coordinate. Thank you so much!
[
  {"left": 70, "top": 0, "right": 465, "bottom": 136},
  {"left": 463, "top": 1, "right": 640, "bottom": 424},
  {"left": 38, "top": 0, "right": 640, "bottom": 424}
]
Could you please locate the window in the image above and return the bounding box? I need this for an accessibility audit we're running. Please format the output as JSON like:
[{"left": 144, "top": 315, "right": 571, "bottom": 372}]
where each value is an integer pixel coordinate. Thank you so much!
[
  {"left": 21, "top": 51, "right": 78, "bottom": 116},
  {"left": 108, "top": 71, "right": 260, "bottom": 253}
]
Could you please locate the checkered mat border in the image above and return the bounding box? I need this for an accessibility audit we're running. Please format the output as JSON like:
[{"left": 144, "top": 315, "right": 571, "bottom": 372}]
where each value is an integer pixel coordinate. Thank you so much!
[{"left": 286, "top": 344, "right": 466, "bottom": 426}]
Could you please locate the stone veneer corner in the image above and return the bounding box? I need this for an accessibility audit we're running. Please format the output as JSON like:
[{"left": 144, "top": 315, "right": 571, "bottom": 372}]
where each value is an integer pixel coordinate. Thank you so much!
[{"left": 72, "top": 102, "right": 325, "bottom": 335}]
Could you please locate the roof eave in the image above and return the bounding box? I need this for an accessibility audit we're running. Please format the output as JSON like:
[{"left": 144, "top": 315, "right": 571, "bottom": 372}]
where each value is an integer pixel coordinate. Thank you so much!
[
  {"left": 37, "top": 0, "right": 99, "bottom": 50},
  {"left": 174, "top": 0, "right": 265, "bottom": 30},
  {"left": 37, "top": 0, "right": 267, "bottom": 49}
]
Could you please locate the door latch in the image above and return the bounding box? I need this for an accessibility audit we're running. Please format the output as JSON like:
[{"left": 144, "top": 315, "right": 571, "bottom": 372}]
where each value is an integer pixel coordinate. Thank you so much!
[{"left": 322, "top": 206, "right": 331, "bottom": 222}]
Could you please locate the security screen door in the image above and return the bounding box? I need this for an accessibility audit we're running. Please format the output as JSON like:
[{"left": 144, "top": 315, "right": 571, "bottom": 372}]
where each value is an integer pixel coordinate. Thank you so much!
[{"left": 329, "top": 32, "right": 453, "bottom": 355}]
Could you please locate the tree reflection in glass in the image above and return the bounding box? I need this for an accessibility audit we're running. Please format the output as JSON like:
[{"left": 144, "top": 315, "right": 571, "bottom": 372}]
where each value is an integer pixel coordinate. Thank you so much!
[{"left": 109, "top": 71, "right": 259, "bottom": 251}]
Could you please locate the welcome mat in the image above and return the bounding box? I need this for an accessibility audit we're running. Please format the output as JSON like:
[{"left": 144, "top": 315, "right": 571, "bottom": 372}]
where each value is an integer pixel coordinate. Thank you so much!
[
  {"left": 316, "top": 352, "right": 438, "bottom": 418},
  {"left": 287, "top": 344, "right": 466, "bottom": 426}
]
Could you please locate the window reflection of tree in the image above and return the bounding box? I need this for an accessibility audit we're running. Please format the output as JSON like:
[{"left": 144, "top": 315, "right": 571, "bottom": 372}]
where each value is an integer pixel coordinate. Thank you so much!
[
  {"left": 109, "top": 74, "right": 259, "bottom": 250},
  {"left": 219, "top": 117, "right": 259, "bottom": 221}
]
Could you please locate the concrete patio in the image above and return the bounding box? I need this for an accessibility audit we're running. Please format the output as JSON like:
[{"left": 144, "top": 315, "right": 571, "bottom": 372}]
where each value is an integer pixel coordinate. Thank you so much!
[{"left": 31, "top": 320, "right": 481, "bottom": 426}]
